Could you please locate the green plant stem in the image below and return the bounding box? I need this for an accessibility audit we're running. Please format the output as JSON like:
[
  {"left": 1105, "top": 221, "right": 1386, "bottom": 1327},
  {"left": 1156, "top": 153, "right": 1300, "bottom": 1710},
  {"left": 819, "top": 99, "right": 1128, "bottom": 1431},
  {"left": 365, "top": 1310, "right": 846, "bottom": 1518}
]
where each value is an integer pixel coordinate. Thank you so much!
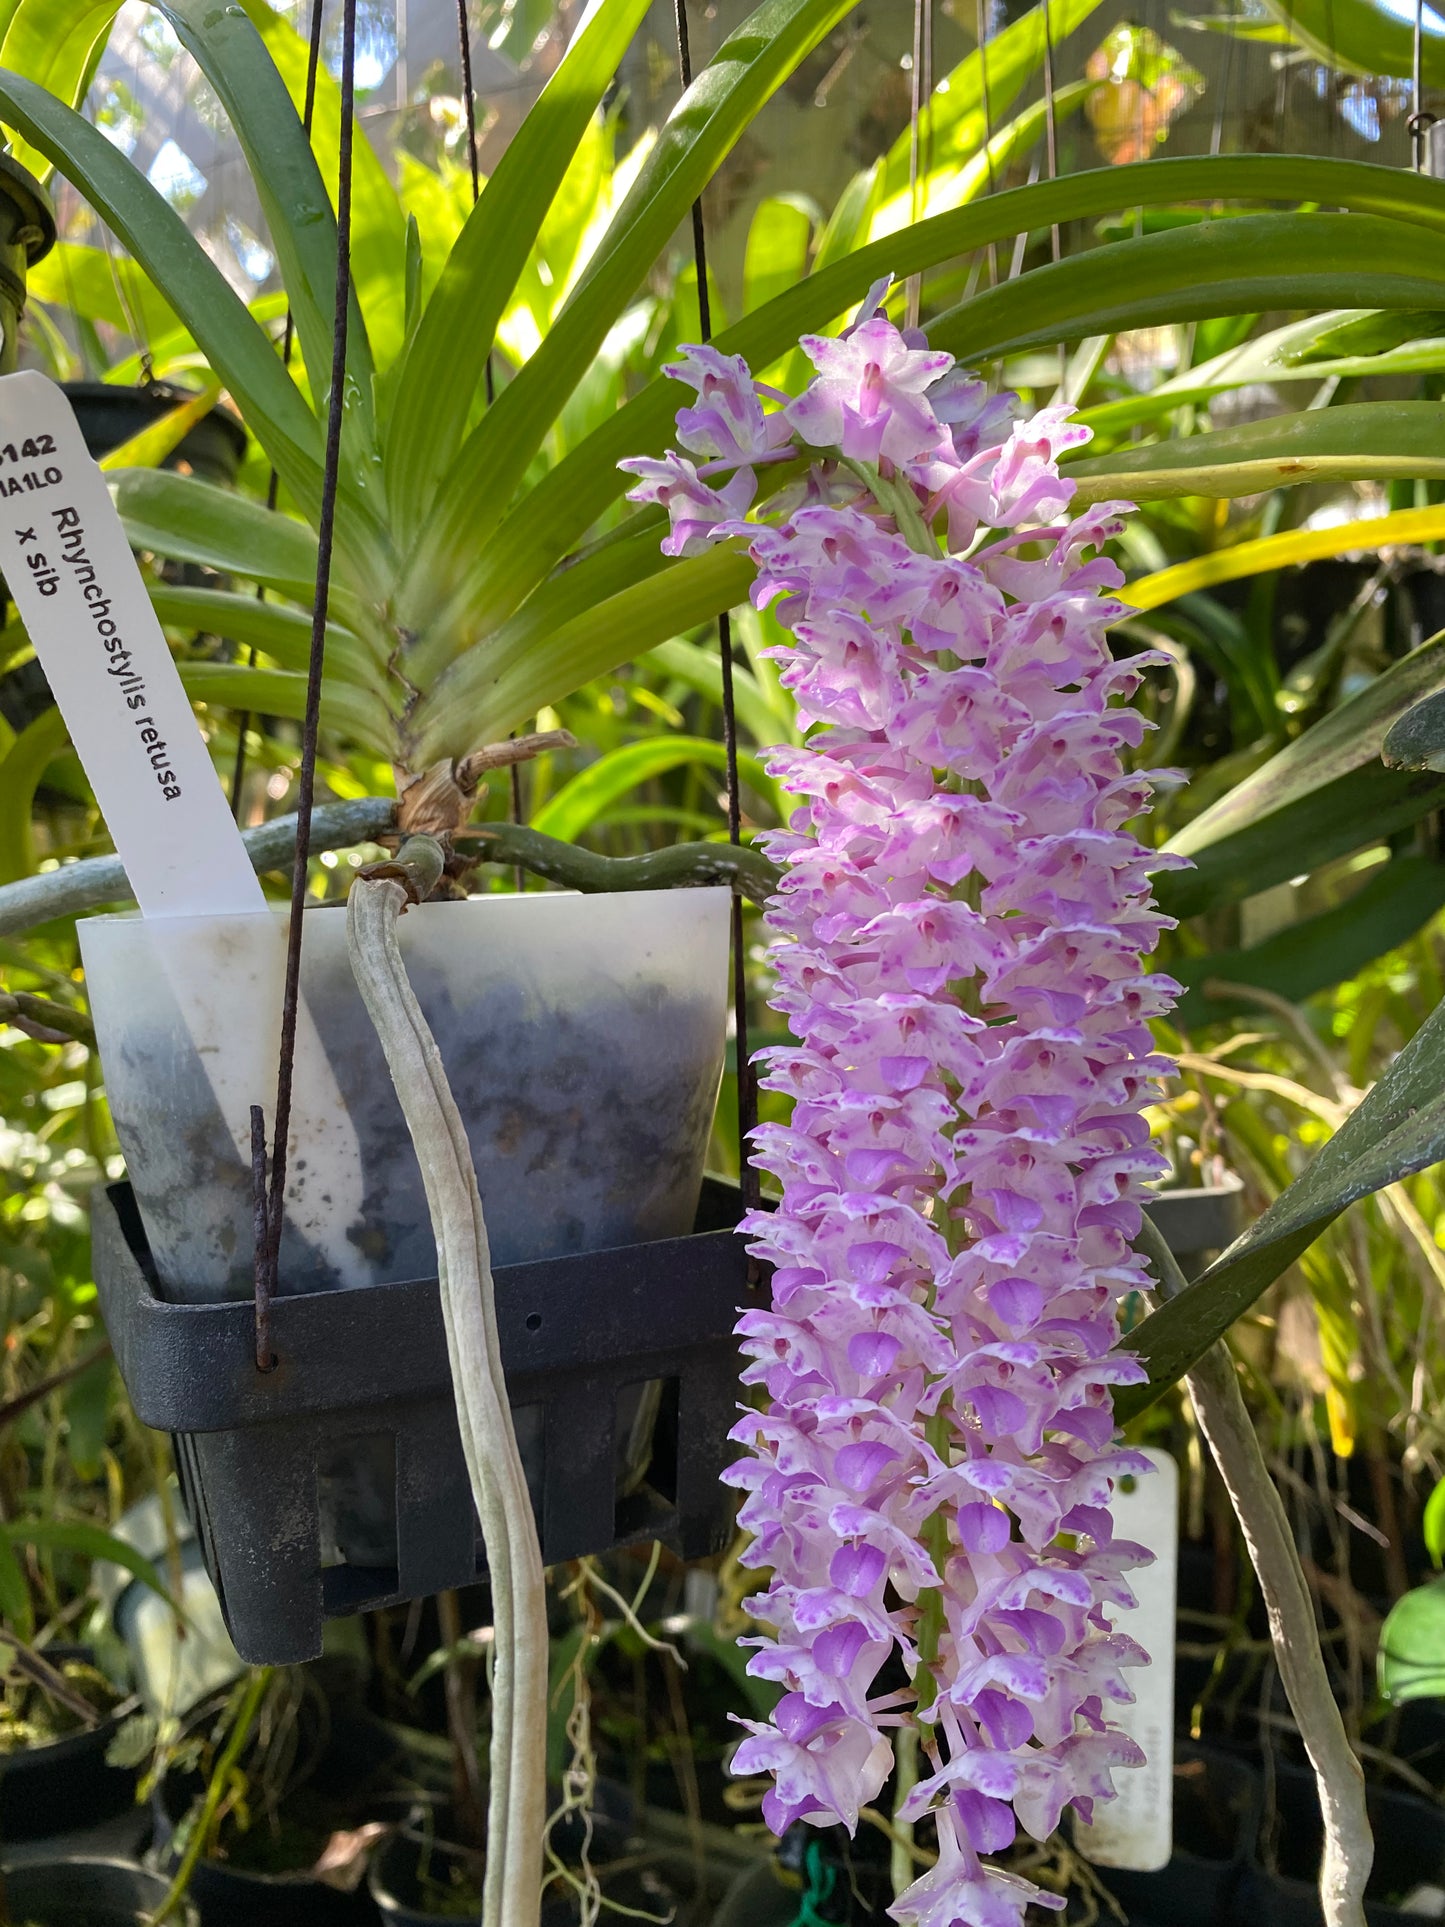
[
  {"left": 148, "top": 1666, "right": 270, "bottom": 1927},
  {"left": 0, "top": 804, "right": 781, "bottom": 945},
  {"left": 890, "top": 1726, "right": 919, "bottom": 1901},
  {"left": 1136, "top": 1214, "right": 1372, "bottom": 1927},
  {"left": 347, "top": 874, "right": 548, "bottom": 1927},
  {"left": 459, "top": 823, "right": 780, "bottom": 903},
  {"left": 837, "top": 455, "right": 941, "bottom": 556},
  {"left": 912, "top": 1406, "right": 954, "bottom": 1714},
  {"left": 0, "top": 991, "right": 94, "bottom": 1047},
  {"left": 0, "top": 798, "right": 397, "bottom": 939}
]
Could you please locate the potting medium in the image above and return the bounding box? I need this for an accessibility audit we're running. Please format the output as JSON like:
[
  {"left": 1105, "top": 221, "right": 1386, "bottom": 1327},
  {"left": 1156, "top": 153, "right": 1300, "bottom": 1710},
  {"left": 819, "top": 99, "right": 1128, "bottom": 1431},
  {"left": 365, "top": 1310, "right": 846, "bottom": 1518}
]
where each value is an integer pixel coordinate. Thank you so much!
[{"left": 80, "top": 888, "right": 731, "bottom": 1303}]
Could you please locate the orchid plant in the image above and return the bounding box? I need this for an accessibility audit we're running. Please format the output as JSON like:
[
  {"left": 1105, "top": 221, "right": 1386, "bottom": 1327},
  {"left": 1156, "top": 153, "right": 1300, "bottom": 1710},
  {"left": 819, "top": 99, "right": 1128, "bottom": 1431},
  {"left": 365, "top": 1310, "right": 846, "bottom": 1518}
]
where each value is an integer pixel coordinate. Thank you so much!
[{"left": 626, "top": 290, "right": 1183, "bottom": 1922}]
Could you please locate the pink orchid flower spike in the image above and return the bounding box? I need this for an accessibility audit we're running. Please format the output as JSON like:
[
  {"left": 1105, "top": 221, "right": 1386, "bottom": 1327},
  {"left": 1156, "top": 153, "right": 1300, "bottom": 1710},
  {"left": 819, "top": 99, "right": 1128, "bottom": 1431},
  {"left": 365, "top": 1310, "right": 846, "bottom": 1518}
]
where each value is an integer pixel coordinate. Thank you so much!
[{"left": 622, "top": 282, "right": 1182, "bottom": 1927}]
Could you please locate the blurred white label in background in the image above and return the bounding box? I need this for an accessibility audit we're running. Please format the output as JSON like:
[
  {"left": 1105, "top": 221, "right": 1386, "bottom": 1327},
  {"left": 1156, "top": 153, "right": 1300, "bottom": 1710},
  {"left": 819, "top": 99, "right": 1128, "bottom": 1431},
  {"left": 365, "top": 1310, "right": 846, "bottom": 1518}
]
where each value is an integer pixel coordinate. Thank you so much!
[{"left": 1075, "top": 1445, "right": 1179, "bottom": 1873}]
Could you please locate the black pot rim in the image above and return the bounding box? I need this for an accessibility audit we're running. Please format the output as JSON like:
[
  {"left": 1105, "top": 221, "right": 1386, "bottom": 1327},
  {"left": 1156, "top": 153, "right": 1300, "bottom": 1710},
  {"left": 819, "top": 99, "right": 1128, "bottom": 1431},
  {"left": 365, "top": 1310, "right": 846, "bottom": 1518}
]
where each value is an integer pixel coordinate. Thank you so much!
[
  {"left": 0, "top": 1706, "right": 128, "bottom": 1774},
  {"left": 0, "top": 151, "right": 56, "bottom": 263},
  {"left": 59, "top": 377, "right": 249, "bottom": 463},
  {"left": 1, "top": 1853, "right": 198, "bottom": 1927}
]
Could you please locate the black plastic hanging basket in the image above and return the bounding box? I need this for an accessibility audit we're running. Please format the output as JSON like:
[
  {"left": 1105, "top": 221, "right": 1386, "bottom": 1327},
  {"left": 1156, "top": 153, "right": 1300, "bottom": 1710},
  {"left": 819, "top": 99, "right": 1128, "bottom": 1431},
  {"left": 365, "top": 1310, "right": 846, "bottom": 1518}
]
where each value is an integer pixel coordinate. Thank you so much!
[
  {"left": 93, "top": 1176, "right": 754, "bottom": 1664},
  {"left": 91, "top": 1173, "right": 1242, "bottom": 1666}
]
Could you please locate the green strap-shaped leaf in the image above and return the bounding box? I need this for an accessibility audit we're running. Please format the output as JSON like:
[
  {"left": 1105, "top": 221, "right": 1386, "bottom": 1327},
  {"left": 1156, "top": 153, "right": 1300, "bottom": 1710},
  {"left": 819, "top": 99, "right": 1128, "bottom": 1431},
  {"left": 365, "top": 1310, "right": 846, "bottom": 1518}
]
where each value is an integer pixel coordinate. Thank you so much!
[
  {"left": 1080, "top": 308, "right": 1445, "bottom": 436},
  {"left": 1118, "top": 988, "right": 1445, "bottom": 1416},
  {"left": 928, "top": 212, "right": 1445, "bottom": 364},
  {"left": 1259, "top": 0, "right": 1445, "bottom": 84},
  {"left": 148, "top": 584, "right": 380, "bottom": 684},
  {"left": 1125, "top": 504, "right": 1445, "bottom": 613},
  {"left": 0, "top": 0, "right": 121, "bottom": 181},
  {"left": 399, "top": 0, "right": 861, "bottom": 641},
  {"left": 1170, "top": 853, "right": 1445, "bottom": 1028},
  {"left": 647, "top": 635, "right": 791, "bottom": 748},
  {"left": 3, "top": 1517, "right": 171, "bottom": 1604},
  {"left": 111, "top": 468, "right": 320, "bottom": 604},
  {"left": 101, "top": 295, "right": 292, "bottom": 394},
  {"left": 410, "top": 544, "right": 757, "bottom": 762},
  {"left": 1426, "top": 1478, "right": 1445, "bottom": 1569},
  {"left": 1068, "top": 400, "right": 1445, "bottom": 503},
  {"left": 235, "top": 0, "right": 407, "bottom": 379},
  {"left": 178, "top": 662, "right": 396, "bottom": 761},
  {"left": 0, "top": 707, "right": 68, "bottom": 884},
  {"left": 0, "top": 72, "right": 332, "bottom": 526},
  {"left": 405, "top": 508, "right": 678, "bottom": 692},
  {"left": 1158, "top": 631, "right": 1445, "bottom": 921},
  {"left": 154, "top": 0, "right": 380, "bottom": 474},
  {"left": 874, "top": 0, "right": 1103, "bottom": 206},
  {"left": 871, "top": 83, "right": 1094, "bottom": 245},
  {"left": 744, "top": 195, "right": 818, "bottom": 315},
  {"left": 531, "top": 735, "right": 775, "bottom": 840},
  {"left": 384, "top": 0, "right": 653, "bottom": 548},
  {"left": 97, "top": 383, "right": 222, "bottom": 475},
  {"left": 457, "top": 155, "right": 1445, "bottom": 643}
]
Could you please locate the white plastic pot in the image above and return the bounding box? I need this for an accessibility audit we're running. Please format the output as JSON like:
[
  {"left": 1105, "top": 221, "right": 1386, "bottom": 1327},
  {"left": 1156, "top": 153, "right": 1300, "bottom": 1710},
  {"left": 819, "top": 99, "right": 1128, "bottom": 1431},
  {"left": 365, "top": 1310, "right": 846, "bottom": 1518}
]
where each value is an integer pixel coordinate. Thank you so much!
[{"left": 80, "top": 888, "right": 731, "bottom": 1303}]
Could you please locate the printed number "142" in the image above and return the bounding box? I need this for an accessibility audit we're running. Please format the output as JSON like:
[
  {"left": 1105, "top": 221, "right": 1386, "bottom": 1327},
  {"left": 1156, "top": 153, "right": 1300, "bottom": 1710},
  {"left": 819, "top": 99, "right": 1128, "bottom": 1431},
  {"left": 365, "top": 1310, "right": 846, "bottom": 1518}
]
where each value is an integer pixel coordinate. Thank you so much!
[{"left": 0, "top": 435, "right": 55, "bottom": 463}]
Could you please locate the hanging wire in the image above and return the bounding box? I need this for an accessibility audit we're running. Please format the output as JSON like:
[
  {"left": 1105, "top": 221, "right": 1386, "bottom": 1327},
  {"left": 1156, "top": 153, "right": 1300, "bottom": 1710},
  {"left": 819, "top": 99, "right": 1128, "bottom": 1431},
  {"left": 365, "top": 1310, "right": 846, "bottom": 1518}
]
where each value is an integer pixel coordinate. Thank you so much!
[
  {"left": 455, "top": 0, "right": 482, "bottom": 197},
  {"left": 455, "top": 0, "right": 521, "bottom": 879},
  {"left": 79, "top": 77, "right": 154, "bottom": 378},
  {"left": 904, "top": 0, "right": 934, "bottom": 331},
  {"left": 975, "top": 0, "right": 999, "bottom": 286},
  {"left": 230, "top": 0, "right": 327, "bottom": 821},
  {"left": 1041, "top": 0, "right": 1059, "bottom": 253},
  {"left": 1007, "top": 153, "right": 1042, "bottom": 278},
  {"left": 452, "top": 0, "right": 494, "bottom": 414},
  {"left": 672, "top": 0, "right": 760, "bottom": 1239},
  {"left": 1410, "top": 0, "right": 1437, "bottom": 169},
  {"left": 1209, "top": 0, "right": 1238, "bottom": 158},
  {"left": 1041, "top": 0, "right": 1064, "bottom": 388},
  {"left": 99, "top": 233, "right": 153, "bottom": 385},
  {"left": 253, "top": 0, "right": 358, "bottom": 1370}
]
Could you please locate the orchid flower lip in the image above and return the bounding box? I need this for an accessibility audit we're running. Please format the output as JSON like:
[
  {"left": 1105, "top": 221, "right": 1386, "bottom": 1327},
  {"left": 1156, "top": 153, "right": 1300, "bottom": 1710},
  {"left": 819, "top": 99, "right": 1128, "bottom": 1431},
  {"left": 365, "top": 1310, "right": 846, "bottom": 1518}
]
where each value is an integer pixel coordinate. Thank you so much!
[{"left": 621, "top": 286, "right": 1175, "bottom": 1927}]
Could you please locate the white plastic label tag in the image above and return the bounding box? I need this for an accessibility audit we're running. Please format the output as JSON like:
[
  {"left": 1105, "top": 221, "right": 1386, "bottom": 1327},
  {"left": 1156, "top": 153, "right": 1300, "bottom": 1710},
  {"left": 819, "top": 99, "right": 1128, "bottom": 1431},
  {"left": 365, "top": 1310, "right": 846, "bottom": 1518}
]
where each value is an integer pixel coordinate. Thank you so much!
[
  {"left": 0, "top": 370, "right": 264, "bottom": 918},
  {"left": 1075, "top": 1445, "right": 1178, "bottom": 1873},
  {"left": 0, "top": 374, "right": 367, "bottom": 1289}
]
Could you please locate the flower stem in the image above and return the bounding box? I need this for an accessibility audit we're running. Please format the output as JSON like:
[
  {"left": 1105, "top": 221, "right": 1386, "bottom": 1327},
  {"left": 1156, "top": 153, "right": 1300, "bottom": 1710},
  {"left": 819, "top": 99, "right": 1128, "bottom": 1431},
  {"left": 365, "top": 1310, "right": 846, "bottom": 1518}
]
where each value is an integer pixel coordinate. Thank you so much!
[
  {"left": 839, "top": 456, "right": 941, "bottom": 558},
  {"left": 913, "top": 1407, "right": 955, "bottom": 1713},
  {"left": 891, "top": 1725, "right": 920, "bottom": 1898}
]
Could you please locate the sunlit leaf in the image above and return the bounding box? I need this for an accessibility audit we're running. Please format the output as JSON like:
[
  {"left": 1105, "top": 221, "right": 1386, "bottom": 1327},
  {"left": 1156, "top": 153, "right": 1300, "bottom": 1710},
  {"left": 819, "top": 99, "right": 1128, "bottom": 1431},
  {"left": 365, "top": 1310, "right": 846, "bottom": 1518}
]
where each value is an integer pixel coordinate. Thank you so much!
[
  {"left": 1380, "top": 1579, "right": 1445, "bottom": 1704},
  {"left": 1123, "top": 506, "right": 1445, "bottom": 613},
  {"left": 1425, "top": 1475, "right": 1445, "bottom": 1570}
]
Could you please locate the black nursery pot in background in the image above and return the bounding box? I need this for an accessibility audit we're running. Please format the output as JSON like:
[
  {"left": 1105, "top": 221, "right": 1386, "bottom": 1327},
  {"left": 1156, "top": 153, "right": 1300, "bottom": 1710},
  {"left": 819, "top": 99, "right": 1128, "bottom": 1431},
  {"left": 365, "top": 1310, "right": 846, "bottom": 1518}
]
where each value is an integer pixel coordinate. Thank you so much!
[
  {"left": 1080, "top": 1742, "right": 1259, "bottom": 1927},
  {"left": 368, "top": 1784, "right": 658, "bottom": 1926},
  {"left": 0, "top": 1709, "right": 138, "bottom": 1843},
  {"left": 1238, "top": 1761, "right": 1445, "bottom": 1927},
  {"left": 0, "top": 151, "right": 53, "bottom": 373},
  {"left": 59, "top": 379, "right": 248, "bottom": 486},
  {"left": 0, "top": 1646, "right": 138, "bottom": 1842},
  {"left": 149, "top": 1688, "right": 402, "bottom": 1927},
  {"left": 1, "top": 1857, "right": 198, "bottom": 1927}
]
